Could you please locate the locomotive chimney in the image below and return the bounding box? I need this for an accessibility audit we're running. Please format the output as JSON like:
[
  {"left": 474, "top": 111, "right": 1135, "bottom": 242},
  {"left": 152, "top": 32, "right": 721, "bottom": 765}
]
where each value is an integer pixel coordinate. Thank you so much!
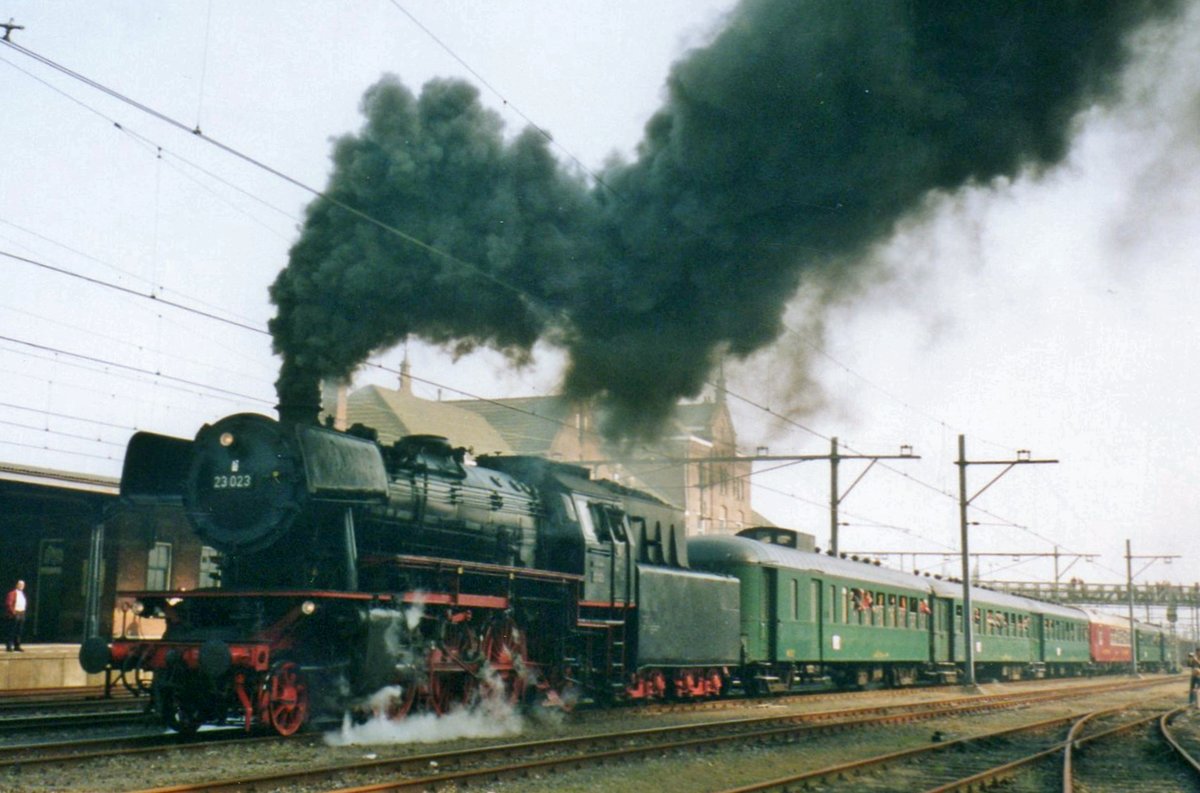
[
  {"left": 276, "top": 399, "right": 321, "bottom": 426},
  {"left": 275, "top": 368, "right": 322, "bottom": 426}
]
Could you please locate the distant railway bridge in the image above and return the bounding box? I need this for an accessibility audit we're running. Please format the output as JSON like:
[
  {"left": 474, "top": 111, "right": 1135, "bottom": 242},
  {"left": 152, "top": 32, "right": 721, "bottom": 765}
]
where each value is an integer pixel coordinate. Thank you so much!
[{"left": 985, "top": 580, "right": 1200, "bottom": 615}]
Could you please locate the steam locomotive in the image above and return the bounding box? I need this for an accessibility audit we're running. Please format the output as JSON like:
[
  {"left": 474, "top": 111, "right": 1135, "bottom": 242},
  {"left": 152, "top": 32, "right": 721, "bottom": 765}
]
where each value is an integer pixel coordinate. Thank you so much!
[
  {"left": 80, "top": 411, "right": 1180, "bottom": 736},
  {"left": 80, "top": 412, "right": 740, "bottom": 734}
]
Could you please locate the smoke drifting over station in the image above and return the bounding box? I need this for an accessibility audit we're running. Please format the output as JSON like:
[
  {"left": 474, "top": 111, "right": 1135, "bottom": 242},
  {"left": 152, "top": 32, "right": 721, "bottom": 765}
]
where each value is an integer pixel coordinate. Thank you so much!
[{"left": 269, "top": 0, "right": 1178, "bottom": 438}]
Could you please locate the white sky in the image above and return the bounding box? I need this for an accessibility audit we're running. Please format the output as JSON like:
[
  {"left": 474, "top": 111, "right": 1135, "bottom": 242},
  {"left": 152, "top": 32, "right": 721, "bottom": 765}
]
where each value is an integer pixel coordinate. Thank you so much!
[{"left": 2, "top": 2, "right": 1198, "bottom": 594}]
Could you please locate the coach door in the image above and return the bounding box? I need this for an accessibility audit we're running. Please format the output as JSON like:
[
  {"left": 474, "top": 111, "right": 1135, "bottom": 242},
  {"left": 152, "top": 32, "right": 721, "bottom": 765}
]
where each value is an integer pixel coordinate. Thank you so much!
[
  {"left": 931, "top": 597, "right": 953, "bottom": 663},
  {"left": 1033, "top": 614, "right": 1046, "bottom": 661},
  {"left": 764, "top": 567, "right": 779, "bottom": 660}
]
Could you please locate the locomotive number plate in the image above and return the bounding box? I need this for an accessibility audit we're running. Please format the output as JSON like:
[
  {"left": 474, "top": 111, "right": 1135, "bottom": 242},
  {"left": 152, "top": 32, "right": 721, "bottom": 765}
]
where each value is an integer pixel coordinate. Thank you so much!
[{"left": 212, "top": 474, "right": 253, "bottom": 490}]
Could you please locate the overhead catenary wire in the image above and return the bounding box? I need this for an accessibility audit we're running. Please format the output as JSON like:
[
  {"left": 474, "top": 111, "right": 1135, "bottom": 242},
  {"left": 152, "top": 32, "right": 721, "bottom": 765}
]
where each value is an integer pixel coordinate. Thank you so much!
[
  {"left": 0, "top": 437, "right": 118, "bottom": 463},
  {"left": 0, "top": 37, "right": 553, "bottom": 314},
  {"left": 2, "top": 249, "right": 266, "bottom": 336},
  {"left": 784, "top": 322, "right": 1020, "bottom": 455},
  {"left": 0, "top": 340, "right": 271, "bottom": 408},
  {"left": 385, "top": 0, "right": 620, "bottom": 199},
  {"left": 712, "top": 369, "right": 1089, "bottom": 581},
  {"left": 0, "top": 333, "right": 273, "bottom": 405},
  {"left": 0, "top": 417, "right": 126, "bottom": 448},
  {"left": 0, "top": 51, "right": 299, "bottom": 247},
  {"left": 0, "top": 399, "right": 137, "bottom": 432}
]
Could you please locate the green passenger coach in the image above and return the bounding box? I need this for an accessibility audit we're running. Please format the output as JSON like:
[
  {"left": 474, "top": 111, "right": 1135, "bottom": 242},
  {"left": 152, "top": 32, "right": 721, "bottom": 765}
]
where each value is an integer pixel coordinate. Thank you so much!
[
  {"left": 928, "top": 579, "right": 1090, "bottom": 680},
  {"left": 690, "top": 533, "right": 1098, "bottom": 689},
  {"left": 690, "top": 534, "right": 944, "bottom": 689}
]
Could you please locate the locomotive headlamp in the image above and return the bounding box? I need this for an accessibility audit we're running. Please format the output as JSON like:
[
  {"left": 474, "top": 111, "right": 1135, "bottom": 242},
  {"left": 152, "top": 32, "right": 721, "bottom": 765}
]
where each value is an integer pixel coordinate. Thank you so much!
[
  {"left": 219, "top": 432, "right": 235, "bottom": 447},
  {"left": 301, "top": 600, "right": 317, "bottom": 616}
]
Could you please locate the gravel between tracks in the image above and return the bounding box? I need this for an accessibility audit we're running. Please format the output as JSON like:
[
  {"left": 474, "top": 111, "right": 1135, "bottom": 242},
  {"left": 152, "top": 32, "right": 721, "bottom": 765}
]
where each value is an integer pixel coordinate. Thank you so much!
[{"left": 0, "top": 675, "right": 1187, "bottom": 793}]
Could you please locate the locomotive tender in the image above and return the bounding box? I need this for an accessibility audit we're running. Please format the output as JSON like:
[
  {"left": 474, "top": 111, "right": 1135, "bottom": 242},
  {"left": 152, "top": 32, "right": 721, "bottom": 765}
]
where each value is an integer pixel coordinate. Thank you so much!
[{"left": 80, "top": 411, "right": 1180, "bottom": 736}]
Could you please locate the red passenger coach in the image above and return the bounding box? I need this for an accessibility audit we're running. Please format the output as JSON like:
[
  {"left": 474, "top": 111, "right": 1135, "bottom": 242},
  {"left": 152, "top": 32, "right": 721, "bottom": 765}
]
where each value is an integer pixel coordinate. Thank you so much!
[{"left": 1083, "top": 608, "right": 1132, "bottom": 670}]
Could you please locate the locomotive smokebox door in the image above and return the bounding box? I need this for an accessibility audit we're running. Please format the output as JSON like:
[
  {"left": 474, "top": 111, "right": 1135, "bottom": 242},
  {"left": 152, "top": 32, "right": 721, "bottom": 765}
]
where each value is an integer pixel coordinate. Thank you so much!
[{"left": 184, "top": 414, "right": 308, "bottom": 553}]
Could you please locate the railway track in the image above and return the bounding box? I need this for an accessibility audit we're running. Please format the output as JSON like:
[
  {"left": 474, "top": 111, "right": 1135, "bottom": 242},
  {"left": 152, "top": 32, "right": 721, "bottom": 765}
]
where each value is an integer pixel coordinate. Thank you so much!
[
  {"left": 0, "top": 708, "right": 150, "bottom": 736},
  {"left": 0, "top": 685, "right": 138, "bottom": 716},
  {"left": 0, "top": 729, "right": 281, "bottom": 773},
  {"left": 104, "top": 675, "right": 1175, "bottom": 793},
  {"left": 704, "top": 693, "right": 1200, "bottom": 792}
]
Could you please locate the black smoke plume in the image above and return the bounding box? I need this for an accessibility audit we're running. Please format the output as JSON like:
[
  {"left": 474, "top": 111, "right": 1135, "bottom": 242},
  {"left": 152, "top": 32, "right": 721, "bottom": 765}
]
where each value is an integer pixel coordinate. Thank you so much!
[{"left": 270, "top": 0, "right": 1179, "bottom": 437}]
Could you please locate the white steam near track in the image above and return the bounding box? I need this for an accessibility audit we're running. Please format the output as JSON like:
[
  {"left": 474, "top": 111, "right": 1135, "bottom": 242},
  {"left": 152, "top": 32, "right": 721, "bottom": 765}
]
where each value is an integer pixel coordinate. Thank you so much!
[{"left": 324, "top": 687, "right": 525, "bottom": 747}]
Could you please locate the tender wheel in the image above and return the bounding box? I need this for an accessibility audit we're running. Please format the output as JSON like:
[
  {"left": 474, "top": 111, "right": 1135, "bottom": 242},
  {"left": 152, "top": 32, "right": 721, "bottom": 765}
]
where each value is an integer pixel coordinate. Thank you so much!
[{"left": 264, "top": 662, "right": 309, "bottom": 736}]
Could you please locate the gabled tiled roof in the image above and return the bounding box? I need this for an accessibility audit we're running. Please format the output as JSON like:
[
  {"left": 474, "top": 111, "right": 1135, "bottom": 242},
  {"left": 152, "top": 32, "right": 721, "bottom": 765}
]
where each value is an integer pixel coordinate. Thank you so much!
[
  {"left": 345, "top": 386, "right": 513, "bottom": 455},
  {"left": 447, "top": 395, "right": 575, "bottom": 455}
]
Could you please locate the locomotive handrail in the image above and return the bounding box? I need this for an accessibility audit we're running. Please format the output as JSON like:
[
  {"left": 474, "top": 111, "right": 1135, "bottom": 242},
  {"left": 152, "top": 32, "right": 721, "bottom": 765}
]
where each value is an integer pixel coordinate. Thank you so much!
[
  {"left": 357, "top": 552, "right": 585, "bottom": 582},
  {"left": 115, "top": 588, "right": 382, "bottom": 600}
]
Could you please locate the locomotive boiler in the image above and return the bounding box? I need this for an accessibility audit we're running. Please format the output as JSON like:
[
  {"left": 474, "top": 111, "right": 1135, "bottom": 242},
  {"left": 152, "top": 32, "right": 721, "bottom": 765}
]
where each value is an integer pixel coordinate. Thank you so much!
[{"left": 80, "top": 412, "right": 742, "bottom": 734}]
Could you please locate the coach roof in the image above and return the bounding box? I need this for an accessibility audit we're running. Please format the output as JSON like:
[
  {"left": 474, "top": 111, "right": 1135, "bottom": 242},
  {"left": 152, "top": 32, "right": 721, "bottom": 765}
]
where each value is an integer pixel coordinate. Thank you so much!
[{"left": 689, "top": 535, "right": 934, "bottom": 594}]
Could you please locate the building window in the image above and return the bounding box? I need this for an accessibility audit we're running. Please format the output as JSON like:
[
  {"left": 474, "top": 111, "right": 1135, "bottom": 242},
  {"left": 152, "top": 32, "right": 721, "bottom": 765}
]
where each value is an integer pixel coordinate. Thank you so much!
[
  {"left": 146, "top": 542, "right": 173, "bottom": 591},
  {"left": 198, "top": 546, "right": 221, "bottom": 588}
]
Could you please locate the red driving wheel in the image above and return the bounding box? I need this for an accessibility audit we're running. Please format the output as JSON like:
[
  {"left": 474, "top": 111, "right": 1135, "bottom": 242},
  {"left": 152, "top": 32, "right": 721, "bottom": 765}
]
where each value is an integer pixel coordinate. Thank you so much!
[{"left": 265, "top": 661, "right": 308, "bottom": 736}]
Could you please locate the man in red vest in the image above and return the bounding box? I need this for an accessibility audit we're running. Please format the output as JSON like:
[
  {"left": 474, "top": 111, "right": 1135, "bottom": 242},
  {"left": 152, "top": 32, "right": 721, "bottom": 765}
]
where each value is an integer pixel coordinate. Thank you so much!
[{"left": 5, "top": 580, "right": 27, "bottom": 652}]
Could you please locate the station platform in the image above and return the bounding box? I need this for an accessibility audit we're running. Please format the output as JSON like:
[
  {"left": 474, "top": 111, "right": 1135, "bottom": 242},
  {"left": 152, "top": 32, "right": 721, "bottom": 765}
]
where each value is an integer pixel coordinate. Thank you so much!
[{"left": 0, "top": 644, "right": 105, "bottom": 691}]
